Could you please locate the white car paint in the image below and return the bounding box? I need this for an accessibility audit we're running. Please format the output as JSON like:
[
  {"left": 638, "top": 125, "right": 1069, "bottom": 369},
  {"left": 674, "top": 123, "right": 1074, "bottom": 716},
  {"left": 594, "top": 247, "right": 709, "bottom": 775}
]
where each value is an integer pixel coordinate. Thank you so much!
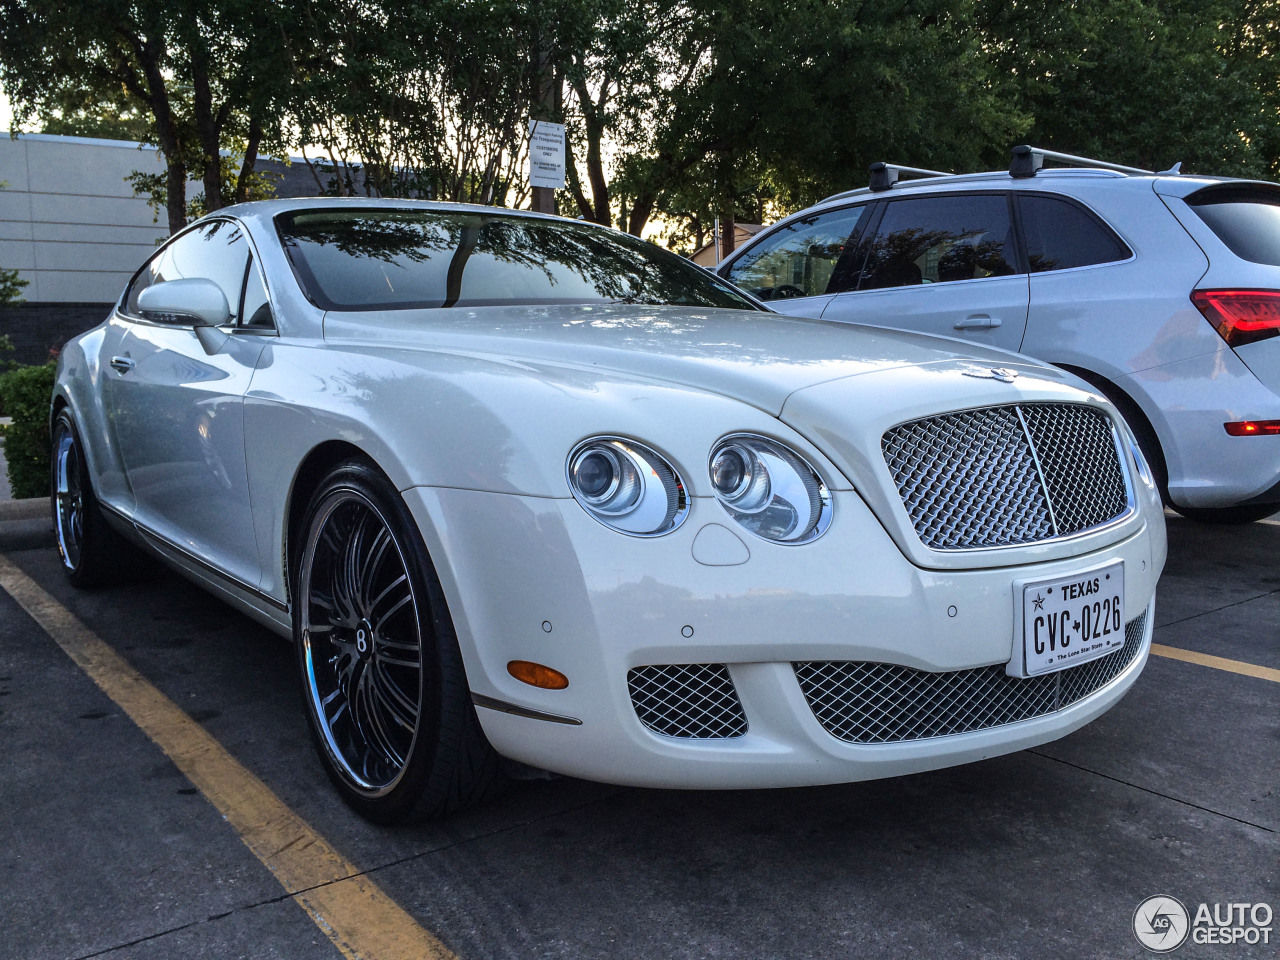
[{"left": 54, "top": 198, "right": 1166, "bottom": 792}]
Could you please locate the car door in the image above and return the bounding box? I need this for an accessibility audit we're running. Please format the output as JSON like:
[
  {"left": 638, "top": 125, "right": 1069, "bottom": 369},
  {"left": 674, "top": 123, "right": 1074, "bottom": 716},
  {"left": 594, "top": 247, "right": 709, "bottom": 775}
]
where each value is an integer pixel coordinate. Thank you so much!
[
  {"left": 819, "top": 192, "right": 1030, "bottom": 352},
  {"left": 719, "top": 204, "right": 871, "bottom": 319},
  {"left": 108, "top": 219, "right": 269, "bottom": 590}
]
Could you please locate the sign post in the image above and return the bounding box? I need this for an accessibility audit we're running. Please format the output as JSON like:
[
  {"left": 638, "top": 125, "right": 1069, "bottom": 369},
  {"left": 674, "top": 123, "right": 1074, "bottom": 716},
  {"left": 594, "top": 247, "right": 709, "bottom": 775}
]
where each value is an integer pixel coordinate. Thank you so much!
[{"left": 529, "top": 119, "right": 565, "bottom": 214}]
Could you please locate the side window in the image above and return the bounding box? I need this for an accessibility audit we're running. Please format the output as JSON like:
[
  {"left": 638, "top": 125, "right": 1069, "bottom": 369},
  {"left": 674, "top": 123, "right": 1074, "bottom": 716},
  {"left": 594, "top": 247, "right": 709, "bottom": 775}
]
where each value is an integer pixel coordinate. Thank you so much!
[
  {"left": 124, "top": 220, "right": 249, "bottom": 323},
  {"left": 724, "top": 207, "right": 866, "bottom": 301},
  {"left": 240, "top": 255, "right": 275, "bottom": 328},
  {"left": 1019, "top": 195, "right": 1130, "bottom": 272},
  {"left": 859, "top": 194, "right": 1016, "bottom": 290}
]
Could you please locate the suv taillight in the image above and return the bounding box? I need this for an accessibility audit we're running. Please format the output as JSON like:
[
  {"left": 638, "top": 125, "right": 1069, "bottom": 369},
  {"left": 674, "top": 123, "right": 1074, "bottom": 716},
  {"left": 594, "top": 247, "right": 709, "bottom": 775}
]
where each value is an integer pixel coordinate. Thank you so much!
[{"left": 1191, "top": 289, "right": 1280, "bottom": 347}]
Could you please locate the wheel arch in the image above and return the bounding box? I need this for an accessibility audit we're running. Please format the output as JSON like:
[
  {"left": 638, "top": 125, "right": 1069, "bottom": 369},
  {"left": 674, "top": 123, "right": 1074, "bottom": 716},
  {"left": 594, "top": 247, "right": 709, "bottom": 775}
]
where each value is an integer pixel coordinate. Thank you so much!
[
  {"left": 1054, "top": 362, "right": 1170, "bottom": 502},
  {"left": 283, "top": 440, "right": 378, "bottom": 598}
]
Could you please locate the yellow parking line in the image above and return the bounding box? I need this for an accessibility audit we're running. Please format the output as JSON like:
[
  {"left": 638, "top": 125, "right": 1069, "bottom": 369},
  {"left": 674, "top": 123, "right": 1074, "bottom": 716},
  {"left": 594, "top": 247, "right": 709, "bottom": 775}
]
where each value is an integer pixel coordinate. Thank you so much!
[
  {"left": 0, "top": 555, "right": 455, "bottom": 960},
  {"left": 1151, "top": 643, "right": 1280, "bottom": 684}
]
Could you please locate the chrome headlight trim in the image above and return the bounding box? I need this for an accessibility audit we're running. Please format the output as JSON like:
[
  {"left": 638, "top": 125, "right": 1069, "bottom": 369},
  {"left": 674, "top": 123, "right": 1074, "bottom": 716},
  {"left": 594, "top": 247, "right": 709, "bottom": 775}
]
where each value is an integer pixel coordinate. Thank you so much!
[
  {"left": 566, "top": 437, "right": 688, "bottom": 536},
  {"left": 708, "top": 434, "right": 832, "bottom": 544}
]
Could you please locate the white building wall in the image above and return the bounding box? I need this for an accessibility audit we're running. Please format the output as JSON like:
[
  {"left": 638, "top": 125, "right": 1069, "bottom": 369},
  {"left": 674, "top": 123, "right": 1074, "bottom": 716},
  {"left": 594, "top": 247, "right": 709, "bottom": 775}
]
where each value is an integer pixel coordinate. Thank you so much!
[{"left": 0, "top": 133, "right": 173, "bottom": 303}]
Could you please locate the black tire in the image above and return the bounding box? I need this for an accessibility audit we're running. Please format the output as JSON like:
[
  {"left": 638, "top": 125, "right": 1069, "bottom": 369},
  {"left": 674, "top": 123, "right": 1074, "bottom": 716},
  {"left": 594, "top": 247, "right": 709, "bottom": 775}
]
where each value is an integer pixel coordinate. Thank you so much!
[
  {"left": 50, "top": 409, "right": 149, "bottom": 587},
  {"left": 1169, "top": 502, "right": 1280, "bottom": 524},
  {"left": 293, "top": 459, "right": 505, "bottom": 824}
]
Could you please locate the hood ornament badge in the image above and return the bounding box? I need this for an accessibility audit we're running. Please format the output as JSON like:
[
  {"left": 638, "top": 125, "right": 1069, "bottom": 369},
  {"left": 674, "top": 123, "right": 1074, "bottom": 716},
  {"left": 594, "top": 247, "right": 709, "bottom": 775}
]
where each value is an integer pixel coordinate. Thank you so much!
[{"left": 962, "top": 366, "right": 1020, "bottom": 383}]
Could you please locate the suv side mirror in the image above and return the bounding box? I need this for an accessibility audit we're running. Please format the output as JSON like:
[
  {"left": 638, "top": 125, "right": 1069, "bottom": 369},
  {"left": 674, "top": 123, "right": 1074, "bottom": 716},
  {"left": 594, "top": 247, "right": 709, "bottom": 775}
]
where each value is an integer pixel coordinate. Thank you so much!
[{"left": 137, "top": 278, "right": 231, "bottom": 327}]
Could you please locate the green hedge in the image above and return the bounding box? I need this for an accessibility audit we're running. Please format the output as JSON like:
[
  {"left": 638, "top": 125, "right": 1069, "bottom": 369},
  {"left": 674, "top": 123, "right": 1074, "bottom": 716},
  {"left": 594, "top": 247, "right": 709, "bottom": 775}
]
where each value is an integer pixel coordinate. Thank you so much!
[{"left": 0, "top": 361, "right": 56, "bottom": 499}]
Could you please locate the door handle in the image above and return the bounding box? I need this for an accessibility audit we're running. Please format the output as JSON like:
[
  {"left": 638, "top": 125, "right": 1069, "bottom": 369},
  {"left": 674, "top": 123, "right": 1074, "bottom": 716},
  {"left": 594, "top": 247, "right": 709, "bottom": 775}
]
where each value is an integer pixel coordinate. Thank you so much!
[
  {"left": 954, "top": 315, "right": 1002, "bottom": 331},
  {"left": 109, "top": 356, "right": 135, "bottom": 374}
]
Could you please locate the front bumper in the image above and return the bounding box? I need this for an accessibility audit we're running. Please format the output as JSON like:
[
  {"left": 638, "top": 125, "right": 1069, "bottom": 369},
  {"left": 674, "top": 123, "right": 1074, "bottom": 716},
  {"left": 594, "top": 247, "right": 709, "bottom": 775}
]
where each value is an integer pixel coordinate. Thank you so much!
[{"left": 404, "top": 486, "right": 1162, "bottom": 789}]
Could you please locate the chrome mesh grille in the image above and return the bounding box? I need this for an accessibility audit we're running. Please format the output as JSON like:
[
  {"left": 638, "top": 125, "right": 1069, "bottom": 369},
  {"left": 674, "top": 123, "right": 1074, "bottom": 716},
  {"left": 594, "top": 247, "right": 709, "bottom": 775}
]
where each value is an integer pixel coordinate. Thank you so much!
[
  {"left": 1020, "top": 404, "right": 1129, "bottom": 534},
  {"left": 628, "top": 663, "right": 748, "bottom": 739},
  {"left": 794, "top": 611, "right": 1147, "bottom": 744},
  {"left": 882, "top": 403, "right": 1130, "bottom": 549}
]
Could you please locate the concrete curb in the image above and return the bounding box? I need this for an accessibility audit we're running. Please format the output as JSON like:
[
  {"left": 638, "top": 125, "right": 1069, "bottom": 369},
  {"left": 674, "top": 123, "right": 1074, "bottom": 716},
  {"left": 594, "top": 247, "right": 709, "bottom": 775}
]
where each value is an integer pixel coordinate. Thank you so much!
[{"left": 0, "top": 498, "right": 48, "bottom": 521}]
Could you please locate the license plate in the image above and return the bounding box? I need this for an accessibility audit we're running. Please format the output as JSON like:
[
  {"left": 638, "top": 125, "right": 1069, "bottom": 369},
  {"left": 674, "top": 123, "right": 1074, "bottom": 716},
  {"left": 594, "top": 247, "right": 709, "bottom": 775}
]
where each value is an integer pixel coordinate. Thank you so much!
[{"left": 1015, "top": 561, "right": 1125, "bottom": 677}]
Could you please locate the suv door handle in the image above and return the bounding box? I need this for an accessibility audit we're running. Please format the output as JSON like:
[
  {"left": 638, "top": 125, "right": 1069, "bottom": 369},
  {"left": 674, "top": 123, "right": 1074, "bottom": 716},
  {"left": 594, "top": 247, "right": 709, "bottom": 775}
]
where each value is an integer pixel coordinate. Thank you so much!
[
  {"left": 954, "top": 315, "right": 1002, "bottom": 330},
  {"left": 109, "top": 356, "right": 135, "bottom": 373}
]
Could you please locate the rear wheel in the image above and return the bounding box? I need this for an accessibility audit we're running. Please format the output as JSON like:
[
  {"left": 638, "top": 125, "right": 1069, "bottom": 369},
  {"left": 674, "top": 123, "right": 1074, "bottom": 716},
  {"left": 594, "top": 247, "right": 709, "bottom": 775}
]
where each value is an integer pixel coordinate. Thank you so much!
[
  {"left": 294, "top": 460, "right": 504, "bottom": 823},
  {"left": 1169, "top": 502, "right": 1280, "bottom": 524},
  {"left": 50, "top": 409, "right": 148, "bottom": 586}
]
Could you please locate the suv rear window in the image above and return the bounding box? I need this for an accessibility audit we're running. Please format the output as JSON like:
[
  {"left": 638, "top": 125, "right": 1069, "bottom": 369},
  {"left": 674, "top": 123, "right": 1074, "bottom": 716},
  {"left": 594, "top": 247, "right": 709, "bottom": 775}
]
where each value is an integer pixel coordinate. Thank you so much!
[
  {"left": 1189, "top": 189, "right": 1280, "bottom": 267},
  {"left": 1018, "top": 195, "right": 1130, "bottom": 272}
]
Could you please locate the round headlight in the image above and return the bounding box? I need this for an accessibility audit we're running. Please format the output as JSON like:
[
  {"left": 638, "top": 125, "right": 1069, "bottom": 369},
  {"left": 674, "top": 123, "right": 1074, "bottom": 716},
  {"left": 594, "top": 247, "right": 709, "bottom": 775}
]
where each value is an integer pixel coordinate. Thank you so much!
[
  {"left": 567, "top": 438, "right": 687, "bottom": 535},
  {"left": 708, "top": 435, "right": 831, "bottom": 543}
]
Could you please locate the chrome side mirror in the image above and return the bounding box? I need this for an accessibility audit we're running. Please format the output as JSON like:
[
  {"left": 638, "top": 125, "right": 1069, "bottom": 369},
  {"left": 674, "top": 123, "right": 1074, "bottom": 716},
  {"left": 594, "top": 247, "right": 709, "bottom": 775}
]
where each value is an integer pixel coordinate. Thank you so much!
[{"left": 137, "top": 278, "right": 231, "bottom": 327}]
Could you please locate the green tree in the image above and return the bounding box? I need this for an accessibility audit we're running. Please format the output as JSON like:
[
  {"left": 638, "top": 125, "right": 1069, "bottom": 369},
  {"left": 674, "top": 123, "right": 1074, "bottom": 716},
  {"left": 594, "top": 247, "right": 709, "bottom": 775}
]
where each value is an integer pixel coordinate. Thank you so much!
[
  {"left": 977, "top": 0, "right": 1276, "bottom": 176},
  {"left": 289, "top": 1, "right": 543, "bottom": 205},
  {"left": 569, "top": 0, "right": 1026, "bottom": 245},
  {"left": 0, "top": 0, "right": 295, "bottom": 233}
]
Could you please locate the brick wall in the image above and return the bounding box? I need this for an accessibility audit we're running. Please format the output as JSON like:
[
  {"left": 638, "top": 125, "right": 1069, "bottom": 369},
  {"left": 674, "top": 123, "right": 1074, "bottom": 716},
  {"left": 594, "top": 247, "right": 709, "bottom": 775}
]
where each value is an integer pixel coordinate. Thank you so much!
[{"left": 0, "top": 302, "right": 113, "bottom": 366}]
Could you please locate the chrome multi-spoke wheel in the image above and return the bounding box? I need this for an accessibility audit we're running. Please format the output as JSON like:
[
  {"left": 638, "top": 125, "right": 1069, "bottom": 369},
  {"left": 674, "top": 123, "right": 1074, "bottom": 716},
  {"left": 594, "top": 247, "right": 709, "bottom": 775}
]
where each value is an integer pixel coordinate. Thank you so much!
[
  {"left": 52, "top": 418, "right": 85, "bottom": 571},
  {"left": 295, "top": 460, "right": 504, "bottom": 823},
  {"left": 300, "top": 490, "right": 425, "bottom": 795}
]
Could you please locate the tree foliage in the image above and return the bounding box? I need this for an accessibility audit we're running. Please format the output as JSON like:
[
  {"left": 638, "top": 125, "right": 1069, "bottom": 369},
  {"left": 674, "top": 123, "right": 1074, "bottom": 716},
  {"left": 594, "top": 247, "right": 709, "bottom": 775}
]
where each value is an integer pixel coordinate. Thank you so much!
[
  {"left": 288, "top": 1, "right": 544, "bottom": 205},
  {"left": 976, "top": 0, "right": 1280, "bottom": 177},
  {"left": 0, "top": 0, "right": 295, "bottom": 232},
  {"left": 4, "top": 0, "right": 1280, "bottom": 247}
]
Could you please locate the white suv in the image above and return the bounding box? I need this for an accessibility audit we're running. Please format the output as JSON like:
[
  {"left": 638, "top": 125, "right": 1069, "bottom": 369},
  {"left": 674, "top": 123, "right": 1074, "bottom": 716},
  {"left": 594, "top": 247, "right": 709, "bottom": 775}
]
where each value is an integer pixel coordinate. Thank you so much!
[{"left": 717, "top": 147, "right": 1280, "bottom": 523}]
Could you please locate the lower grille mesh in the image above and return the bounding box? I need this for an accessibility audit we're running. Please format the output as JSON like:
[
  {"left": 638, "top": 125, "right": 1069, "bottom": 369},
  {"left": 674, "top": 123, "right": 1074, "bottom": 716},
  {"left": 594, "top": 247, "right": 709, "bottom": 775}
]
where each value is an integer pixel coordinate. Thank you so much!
[
  {"left": 628, "top": 663, "right": 748, "bottom": 739},
  {"left": 794, "top": 611, "right": 1148, "bottom": 744}
]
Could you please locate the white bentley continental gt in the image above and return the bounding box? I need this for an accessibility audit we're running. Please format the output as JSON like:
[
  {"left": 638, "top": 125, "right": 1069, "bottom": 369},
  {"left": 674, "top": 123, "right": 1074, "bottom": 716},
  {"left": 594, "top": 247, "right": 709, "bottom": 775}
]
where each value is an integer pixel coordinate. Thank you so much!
[{"left": 51, "top": 199, "right": 1167, "bottom": 823}]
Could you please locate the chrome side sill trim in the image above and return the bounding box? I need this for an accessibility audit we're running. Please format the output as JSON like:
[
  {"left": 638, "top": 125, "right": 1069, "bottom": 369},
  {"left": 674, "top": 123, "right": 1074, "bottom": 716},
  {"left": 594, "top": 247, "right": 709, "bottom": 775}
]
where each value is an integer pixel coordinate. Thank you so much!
[
  {"left": 101, "top": 501, "right": 290, "bottom": 614},
  {"left": 472, "top": 693, "right": 582, "bottom": 726}
]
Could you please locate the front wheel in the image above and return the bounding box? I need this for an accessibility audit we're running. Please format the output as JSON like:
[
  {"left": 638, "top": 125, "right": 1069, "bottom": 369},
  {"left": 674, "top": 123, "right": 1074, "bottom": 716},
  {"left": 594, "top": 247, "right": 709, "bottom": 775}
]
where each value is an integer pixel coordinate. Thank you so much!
[{"left": 294, "top": 460, "right": 504, "bottom": 823}]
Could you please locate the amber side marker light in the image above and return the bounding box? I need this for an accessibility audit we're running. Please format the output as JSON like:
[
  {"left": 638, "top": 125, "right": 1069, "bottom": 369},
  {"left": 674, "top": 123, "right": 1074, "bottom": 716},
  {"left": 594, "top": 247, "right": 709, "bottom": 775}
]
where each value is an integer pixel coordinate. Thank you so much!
[
  {"left": 1224, "top": 420, "right": 1280, "bottom": 436},
  {"left": 507, "top": 660, "right": 569, "bottom": 689}
]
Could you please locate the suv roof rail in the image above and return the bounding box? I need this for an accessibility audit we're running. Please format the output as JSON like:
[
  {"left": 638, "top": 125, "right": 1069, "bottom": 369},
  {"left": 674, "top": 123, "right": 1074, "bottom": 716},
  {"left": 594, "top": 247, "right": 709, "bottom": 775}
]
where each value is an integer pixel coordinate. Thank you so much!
[
  {"left": 1010, "top": 145, "right": 1153, "bottom": 178},
  {"left": 868, "top": 161, "right": 953, "bottom": 192}
]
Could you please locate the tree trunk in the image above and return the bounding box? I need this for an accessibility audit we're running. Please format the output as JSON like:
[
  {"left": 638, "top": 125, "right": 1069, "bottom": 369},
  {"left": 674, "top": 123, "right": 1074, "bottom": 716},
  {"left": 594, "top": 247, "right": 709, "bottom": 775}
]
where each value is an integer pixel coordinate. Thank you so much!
[
  {"left": 191, "top": 46, "right": 223, "bottom": 212},
  {"left": 570, "top": 76, "right": 611, "bottom": 227},
  {"left": 564, "top": 136, "right": 596, "bottom": 222},
  {"left": 719, "top": 208, "right": 735, "bottom": 258},
  {"left": 164, "top": 159, "right": 188, "bottom": 235},
  {"left": 123, "top": 29, "right": 187, "bottom": 233},
  {"left": 234, "top": 115, "right": 263, "bottom": 204}
]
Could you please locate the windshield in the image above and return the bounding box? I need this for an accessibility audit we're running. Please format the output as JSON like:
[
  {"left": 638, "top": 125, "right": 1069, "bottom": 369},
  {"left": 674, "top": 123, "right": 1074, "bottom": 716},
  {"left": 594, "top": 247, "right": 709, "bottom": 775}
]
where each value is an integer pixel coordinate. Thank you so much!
[{"left": 276, "top": 208, "right": 759, "bottom": 311}]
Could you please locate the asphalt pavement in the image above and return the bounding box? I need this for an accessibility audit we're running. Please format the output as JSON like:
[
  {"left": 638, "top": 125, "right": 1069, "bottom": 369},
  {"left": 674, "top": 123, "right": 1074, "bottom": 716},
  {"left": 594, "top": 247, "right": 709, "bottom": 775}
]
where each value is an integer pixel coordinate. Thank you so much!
[{"left": 0, "top": 507, "right": 1275, "bottom": 960}]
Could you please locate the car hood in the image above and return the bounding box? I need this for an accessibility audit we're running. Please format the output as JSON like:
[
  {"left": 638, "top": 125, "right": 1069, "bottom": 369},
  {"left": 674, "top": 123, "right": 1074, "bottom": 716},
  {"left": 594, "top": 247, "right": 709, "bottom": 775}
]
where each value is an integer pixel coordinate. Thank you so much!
[{"left": 322, "top": 303, "right": 1047, "bottom": 415}]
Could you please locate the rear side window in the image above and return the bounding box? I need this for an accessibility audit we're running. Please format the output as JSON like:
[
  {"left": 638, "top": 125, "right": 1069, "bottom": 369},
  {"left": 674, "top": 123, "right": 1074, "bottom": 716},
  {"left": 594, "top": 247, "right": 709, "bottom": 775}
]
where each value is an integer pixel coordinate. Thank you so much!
[
  {"left": 858, "top": 194, "right": 1016, "bottom": 290},
  {"left": 1019, "top": 195, "right": 1129, "bottom": 272},
  {"left": 1189, "top": 190, "right": 1280, "bottom": 267}
]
